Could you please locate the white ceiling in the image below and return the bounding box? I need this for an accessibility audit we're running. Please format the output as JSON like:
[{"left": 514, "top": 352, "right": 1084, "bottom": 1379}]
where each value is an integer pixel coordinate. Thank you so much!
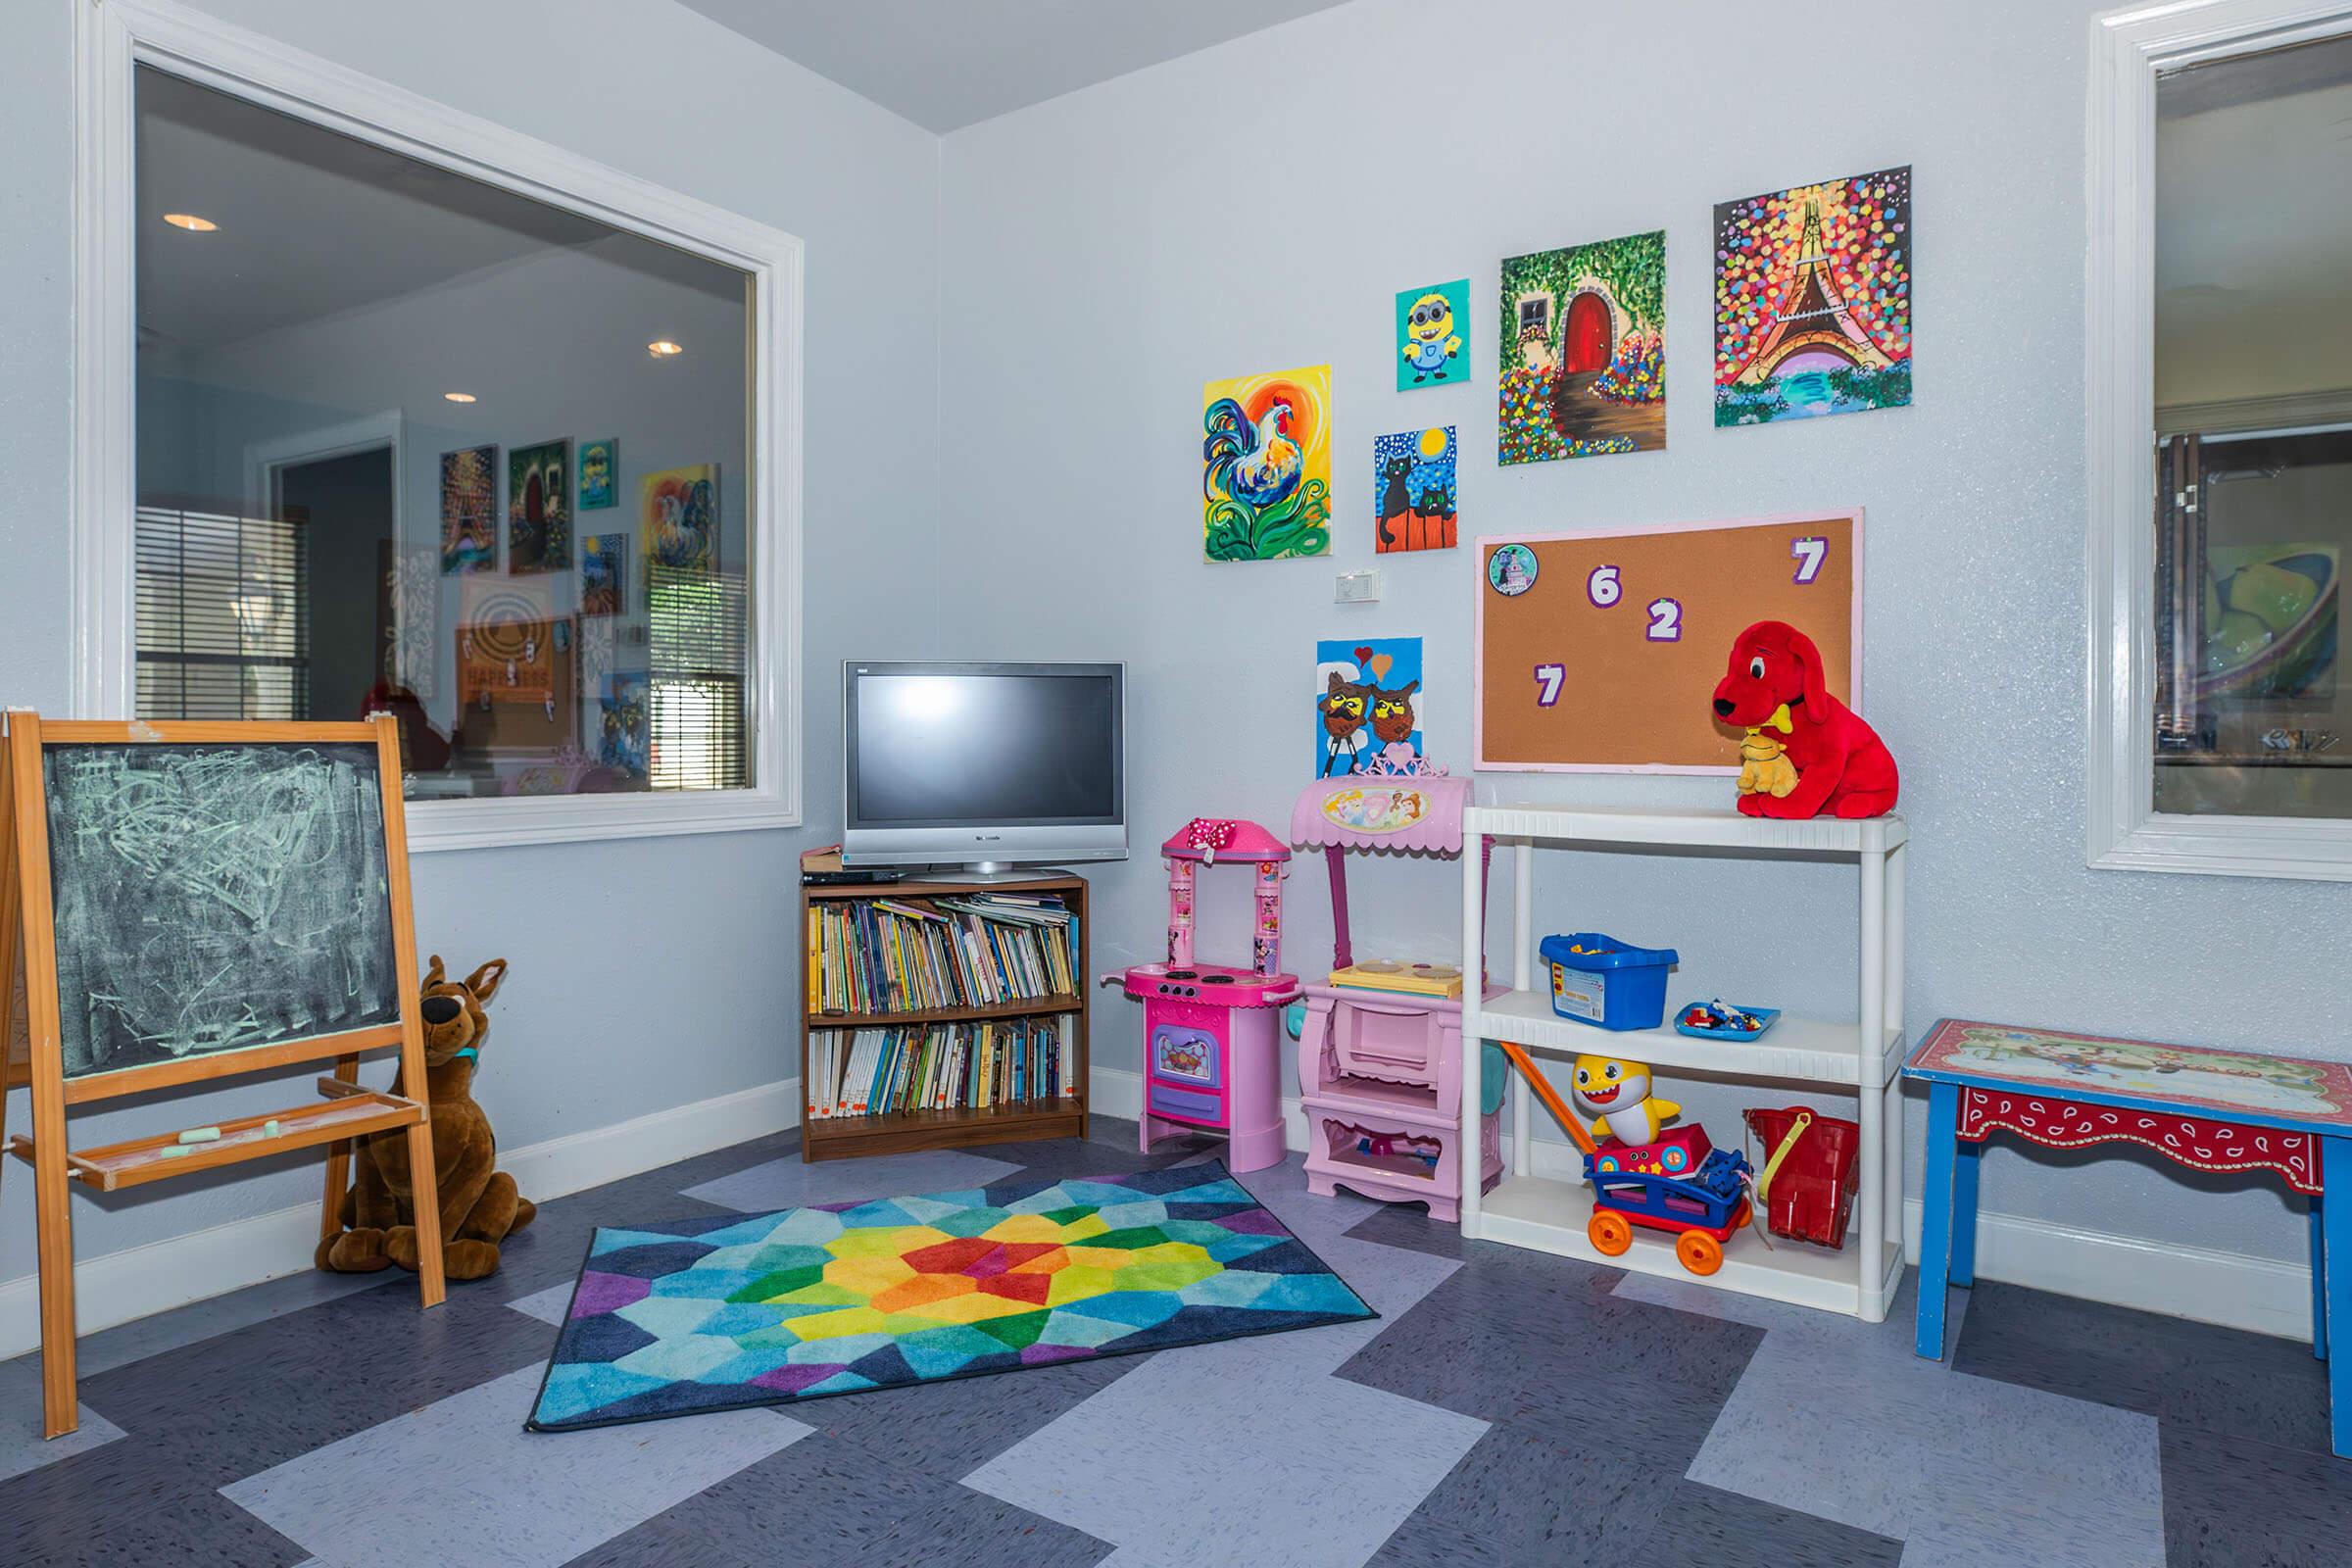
[
  {"left": 2155, "top": 34, "right": 2352, "bottom": 408},
  {"left": 671, "top": 0, "right": 1356, "bottom": 132},
  {"left": 136, "top": 67, "right": 739, "bottom": 356}
]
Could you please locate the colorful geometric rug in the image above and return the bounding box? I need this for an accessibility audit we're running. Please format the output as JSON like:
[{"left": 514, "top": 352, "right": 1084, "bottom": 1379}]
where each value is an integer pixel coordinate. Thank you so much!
[{"left": 525, "top": 1159, "right": 1377, "bottom": 1432}]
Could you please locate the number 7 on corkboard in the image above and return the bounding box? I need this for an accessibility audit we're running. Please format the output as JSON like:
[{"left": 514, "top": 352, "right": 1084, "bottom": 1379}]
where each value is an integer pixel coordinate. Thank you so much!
[{"left": 1475, "top": 510, "right": 1864, "bottom": 772}]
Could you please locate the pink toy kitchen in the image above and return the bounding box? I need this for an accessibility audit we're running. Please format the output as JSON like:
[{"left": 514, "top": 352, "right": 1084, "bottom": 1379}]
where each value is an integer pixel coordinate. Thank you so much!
[{"left": 1102, "top": 817, "right": 1298, "bottom": 1173}]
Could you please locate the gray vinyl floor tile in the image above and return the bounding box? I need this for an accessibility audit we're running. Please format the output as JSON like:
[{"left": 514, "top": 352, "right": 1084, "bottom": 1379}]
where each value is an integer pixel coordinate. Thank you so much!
[
  {"left": 678, "top": 1147, "right": 1023, "bottom": 1211},
  {"left": 507, "top": 1279, "right": 574, "bottom": 1326},
  {"left": 962, "top": 1152, "right": 1483, "bottom": 1568},
  {"left": 565, "top": 1434, "right": 1109, "bottom": 1568},
  {"left": 67, "top": 1262, "right": 404, "bottom": 1378},
  {"left": 1952, "top": 1279, "right": 2333, "bottom": 1454},
  {"left": 219, "top": 1366, "right": 808, "bottom": 1568},
  {"left": 1364, "top": 1510, "right": 1501, "bottom": 1567},
  {"left": 0, "top": 1357, "right": 124, "bottom": 1484},
  {"left": 797, "top": 1349, "right": 1140, "bottom": 1476},
  {"left": 1594, "top": 1479, "right": 1905, "bottom": 1568},
  {"left": 1620, "top": 1270, "right": 2166, "bottom": 1568},
  {"left": 2158, "top": 1422, "right": 2352, "bottom": 1568},
  {"left": 965, "top": 1345, "right": 1487, "bottom": 1568},
  {"left": 0, "top": 1114, "right": 2324, "bottom": 1568}
]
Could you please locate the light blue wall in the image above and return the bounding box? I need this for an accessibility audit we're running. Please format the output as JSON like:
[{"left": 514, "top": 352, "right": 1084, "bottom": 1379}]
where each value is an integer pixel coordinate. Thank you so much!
[
  {"left": 8, "top": 0, "right": 2346, "bottom": 1309},
  {"left": 0, "top": 0, "right": 941, "bottom": 1284},
  {"left": 933, "top": 0, "right": 2352, "bottom": 1267}
]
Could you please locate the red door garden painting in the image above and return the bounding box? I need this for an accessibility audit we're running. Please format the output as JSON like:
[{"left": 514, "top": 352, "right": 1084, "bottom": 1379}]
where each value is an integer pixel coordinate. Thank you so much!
[{"left": 1497, "top": 230, "right": 1665, "bottom": 466}]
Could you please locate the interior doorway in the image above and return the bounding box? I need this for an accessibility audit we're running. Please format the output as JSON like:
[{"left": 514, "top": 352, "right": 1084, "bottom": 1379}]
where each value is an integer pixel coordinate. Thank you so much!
[{"left": 272, "top": 444, "right": 394, "bottom": 723}]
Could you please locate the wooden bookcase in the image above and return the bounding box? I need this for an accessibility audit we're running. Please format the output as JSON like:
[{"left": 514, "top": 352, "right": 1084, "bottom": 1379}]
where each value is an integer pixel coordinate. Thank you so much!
[{"left": 799, "top": 870, "right": 1088, "bottom": 1162}]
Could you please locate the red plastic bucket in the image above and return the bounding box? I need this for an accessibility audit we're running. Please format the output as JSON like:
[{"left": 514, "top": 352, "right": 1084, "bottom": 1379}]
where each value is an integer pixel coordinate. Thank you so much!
[{"left": 1743, "top": 1104, "right": 1859, "bottom": 1250}]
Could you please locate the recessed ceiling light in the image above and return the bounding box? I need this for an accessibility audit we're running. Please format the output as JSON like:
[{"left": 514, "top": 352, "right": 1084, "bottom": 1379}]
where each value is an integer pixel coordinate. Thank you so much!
[
  {"left": 443, "top": 392, "right": 477, "bottom": 404},
  {"left": 163, "top": 213, "right": 218, "bottom": 232},
  {"left": 647, "top": 340, "right": 684, "bottom": 358}
]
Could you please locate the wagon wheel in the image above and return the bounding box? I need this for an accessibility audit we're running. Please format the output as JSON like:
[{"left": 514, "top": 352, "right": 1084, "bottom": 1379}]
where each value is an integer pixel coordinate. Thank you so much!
[
  {"left": 1675, "top": 1230, "right": 1725, "bottom": 1276},
  {"left": 1588, "top": 1210, "right": 1633, "bottom": 1256}
]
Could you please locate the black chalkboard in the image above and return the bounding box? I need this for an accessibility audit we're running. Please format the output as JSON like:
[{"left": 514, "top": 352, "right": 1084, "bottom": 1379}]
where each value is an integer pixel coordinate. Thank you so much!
[{"left": 41, "top": 742, "right": 402, "bottom": 1079}]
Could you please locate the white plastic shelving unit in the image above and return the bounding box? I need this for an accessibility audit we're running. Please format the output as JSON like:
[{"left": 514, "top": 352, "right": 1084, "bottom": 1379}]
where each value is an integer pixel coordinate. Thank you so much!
[{"left": 1460, "top": 804, "right": 1909, "bottom": 1322}]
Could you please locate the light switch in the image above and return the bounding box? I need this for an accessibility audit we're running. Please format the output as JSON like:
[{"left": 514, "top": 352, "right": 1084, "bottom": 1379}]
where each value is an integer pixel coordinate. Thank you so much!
[{"left": 1334, "top": 569, "right": 1383, "bottom": 604}]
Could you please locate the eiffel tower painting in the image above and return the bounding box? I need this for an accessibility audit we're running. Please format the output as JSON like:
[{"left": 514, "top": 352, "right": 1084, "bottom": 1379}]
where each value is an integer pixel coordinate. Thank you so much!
[{"left": 1714, "top": 167, "right": 1912, "bottom": 424}]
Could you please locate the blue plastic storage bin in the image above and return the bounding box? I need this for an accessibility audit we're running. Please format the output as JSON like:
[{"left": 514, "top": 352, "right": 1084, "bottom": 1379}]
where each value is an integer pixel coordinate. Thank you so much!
[{"left": 1538, "top": 933, "right": 1680, "bottom": 1031}]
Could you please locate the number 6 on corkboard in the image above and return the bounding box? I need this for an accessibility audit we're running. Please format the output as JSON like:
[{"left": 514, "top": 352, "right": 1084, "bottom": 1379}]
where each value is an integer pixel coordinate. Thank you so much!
[{"left": 1474, "top": 510, "right": 1863, "bottom": 772}]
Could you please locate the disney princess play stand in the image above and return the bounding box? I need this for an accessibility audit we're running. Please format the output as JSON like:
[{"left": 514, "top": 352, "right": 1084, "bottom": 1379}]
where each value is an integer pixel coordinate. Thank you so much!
[
  {"left": 1292, "top": 759, "right": 1503, "bottom": 1222},
  {"left": 1103, "top": 819, "right": 1297, "bottom": 1173}
]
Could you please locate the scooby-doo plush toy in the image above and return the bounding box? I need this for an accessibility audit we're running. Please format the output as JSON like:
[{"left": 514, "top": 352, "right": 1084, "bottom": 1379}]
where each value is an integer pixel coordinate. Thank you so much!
[
  {"left": 1711, "top": 620, "right": 1899, "bottom": 819},
  {"left": 316, "top": 956, "right": 535, "bottom": 1281}
]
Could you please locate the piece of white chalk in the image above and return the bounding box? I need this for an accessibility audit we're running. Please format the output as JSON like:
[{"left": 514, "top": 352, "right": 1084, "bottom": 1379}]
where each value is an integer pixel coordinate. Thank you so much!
[
  {"left": 264, "top": 1120, "right": 281, "bottom": 1137},
  {"left": 159, "top": 1144, "right": 192, "bottom": 1158},
  {"left": 177, "top": 1126, "right": 221, "bottom": 1144}
]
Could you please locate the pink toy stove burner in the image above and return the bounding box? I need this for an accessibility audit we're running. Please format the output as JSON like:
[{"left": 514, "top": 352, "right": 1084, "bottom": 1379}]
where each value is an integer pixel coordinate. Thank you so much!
[{"left": 1101, "top": 819, "right": 1297, "bottom": 1173}]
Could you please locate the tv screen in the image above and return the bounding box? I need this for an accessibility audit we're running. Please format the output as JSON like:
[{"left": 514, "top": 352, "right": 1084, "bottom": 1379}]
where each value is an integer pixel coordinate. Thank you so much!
[{"left": 844, "top": 662, "right": 1125, "bottom": 867}]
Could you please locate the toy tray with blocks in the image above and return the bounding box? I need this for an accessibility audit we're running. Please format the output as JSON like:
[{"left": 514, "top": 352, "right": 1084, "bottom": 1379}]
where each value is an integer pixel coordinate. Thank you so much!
[{"left": 1673, "top": 1000, "right": 1781, "bottom": 1041}]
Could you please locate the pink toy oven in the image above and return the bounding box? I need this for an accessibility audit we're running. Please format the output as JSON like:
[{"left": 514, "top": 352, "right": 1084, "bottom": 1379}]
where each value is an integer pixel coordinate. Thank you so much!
[
  {"left": 1292, "top": 762, "right": 1503, "bottom": 1222},
  {"left": 1102, "top": 818, "right": 1297, "bottom": 1174}
]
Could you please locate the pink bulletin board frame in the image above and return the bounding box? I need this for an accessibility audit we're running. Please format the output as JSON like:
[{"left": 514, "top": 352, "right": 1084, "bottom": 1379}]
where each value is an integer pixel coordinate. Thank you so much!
[{"left": 1472, "top": 509, "right": 1866, "bottom": 774}]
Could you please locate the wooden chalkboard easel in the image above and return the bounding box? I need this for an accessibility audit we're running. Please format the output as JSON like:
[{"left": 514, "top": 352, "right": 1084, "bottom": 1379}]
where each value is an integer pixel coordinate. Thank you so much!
[{"left": 0, "top": 712, "right": 445, "bottom": 1439}]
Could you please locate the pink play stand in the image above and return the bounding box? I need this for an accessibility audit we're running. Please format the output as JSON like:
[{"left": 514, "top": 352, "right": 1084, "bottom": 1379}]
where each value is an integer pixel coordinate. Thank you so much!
[
  {"left": 1102, "top": 818, "right": 1298, "bottom": 1174},
  {"left": 1292, "top": 760, "right": 1502, "bottom": 1223}
]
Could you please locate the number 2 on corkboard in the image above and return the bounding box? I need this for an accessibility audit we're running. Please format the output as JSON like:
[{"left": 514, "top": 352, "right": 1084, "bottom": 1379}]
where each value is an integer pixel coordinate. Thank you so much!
[{"left": 1474, "top": 510, "right": 1863, "bottom": 772}]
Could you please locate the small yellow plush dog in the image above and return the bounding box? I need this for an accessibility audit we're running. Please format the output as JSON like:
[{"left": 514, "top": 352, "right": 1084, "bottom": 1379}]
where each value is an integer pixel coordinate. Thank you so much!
[{"left": 1737, "top": 703, "right": 1800, "bottom": 801}]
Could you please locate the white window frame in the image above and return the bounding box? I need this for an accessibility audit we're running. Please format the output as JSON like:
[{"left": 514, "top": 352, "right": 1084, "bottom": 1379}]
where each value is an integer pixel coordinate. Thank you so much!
[
  {"left": 2086, "top": 0, "right": 2352, "bottom": 880},
  {"left": 74, "top": 0, "right": 804, "bottom": 852}
]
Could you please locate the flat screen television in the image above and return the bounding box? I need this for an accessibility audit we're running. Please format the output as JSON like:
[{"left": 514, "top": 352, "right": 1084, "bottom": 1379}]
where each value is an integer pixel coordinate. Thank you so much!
[{"left": 843, "top": 661, "right": 1126, "bottom": 872}]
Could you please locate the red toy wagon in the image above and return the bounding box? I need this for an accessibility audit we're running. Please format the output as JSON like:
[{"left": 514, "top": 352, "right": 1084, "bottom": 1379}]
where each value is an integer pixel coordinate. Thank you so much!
[{"left": 1582, "top": 1125, "right": 1753, "bottom": 1277}]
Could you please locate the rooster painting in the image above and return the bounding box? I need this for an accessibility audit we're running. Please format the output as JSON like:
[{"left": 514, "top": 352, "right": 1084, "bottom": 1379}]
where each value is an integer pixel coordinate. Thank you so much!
[
  {"left": 1202, "top": 365, "right": 1332, "bottom": 562},
  {"left": 640, "top": 464, "right": 719, "bottom": 574}
]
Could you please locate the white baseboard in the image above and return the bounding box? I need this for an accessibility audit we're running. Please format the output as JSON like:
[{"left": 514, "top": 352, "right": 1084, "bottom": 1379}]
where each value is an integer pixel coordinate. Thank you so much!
[
  {"left": 0, "top": 1078, "right": 801, "bottom": 1361},
  {"left": 1900, "top": 1196, "right": 2313, "bottom": 1343},
  {"left": 1091, "top": 1065, "right": 2313, "bottom": 1342}
]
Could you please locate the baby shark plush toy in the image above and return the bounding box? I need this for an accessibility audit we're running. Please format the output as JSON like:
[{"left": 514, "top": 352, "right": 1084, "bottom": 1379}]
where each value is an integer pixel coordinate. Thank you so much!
[{"left": 1571, "top": 1054, "right": 1681, "bottom": 1148}]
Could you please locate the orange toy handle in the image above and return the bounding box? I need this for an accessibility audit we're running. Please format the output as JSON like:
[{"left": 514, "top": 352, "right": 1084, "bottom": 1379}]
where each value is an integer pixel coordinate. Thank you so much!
[{"left": 1493, "top": 1038, "right": 1598, "bottom": 1156}]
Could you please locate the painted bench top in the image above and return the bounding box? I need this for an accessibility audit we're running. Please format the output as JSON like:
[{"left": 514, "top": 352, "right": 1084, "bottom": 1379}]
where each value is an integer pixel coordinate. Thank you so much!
[{"left": 1905, "top": 1018, "right": 2352, "bottom": 1134}]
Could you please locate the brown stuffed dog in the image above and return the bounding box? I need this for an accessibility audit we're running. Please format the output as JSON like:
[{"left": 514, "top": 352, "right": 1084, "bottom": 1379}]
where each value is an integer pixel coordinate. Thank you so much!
[{"left": 315, "top": 956, "right": 535, "bottom": 1281}]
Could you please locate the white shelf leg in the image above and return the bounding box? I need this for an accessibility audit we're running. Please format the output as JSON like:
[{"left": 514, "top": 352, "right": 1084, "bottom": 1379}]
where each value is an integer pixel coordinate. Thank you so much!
[
  {"left": 1511, "top": 842, "right": 1535, "bottom": 1177},
  {"left": 1856, "top": 847, "right": 1887, "bottom": 1323},
  {"left": 1459, "top": 820, "right": 1487, "bottom": 1238},
  {"left": 1885, "top": 843, "right": 1908, "bottom": 1279},
  {"left": 1512, "top": 1071, "right": 1532, "bottom": 1176}
]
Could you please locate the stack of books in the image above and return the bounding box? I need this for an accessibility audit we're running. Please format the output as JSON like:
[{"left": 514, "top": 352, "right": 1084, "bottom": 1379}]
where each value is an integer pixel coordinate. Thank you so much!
[
  {"left": 807, "top": 893, "right": 1077, "bottom": 1015},
  {"left": 806, "top": 1014, "right": 1076, "bottom": 1119}
]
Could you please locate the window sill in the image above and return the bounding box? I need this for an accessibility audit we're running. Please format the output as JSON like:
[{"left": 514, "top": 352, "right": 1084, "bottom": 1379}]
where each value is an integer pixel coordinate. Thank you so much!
[
  {"left": 405, "top": 787, "right": 801, "bottom": 853},
  {"left": 2090, "top": 809, "right": 2352, "bottom": 883}
]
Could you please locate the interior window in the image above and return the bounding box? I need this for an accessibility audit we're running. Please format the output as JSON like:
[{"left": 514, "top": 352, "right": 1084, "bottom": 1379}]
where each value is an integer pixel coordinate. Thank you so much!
[
  {"left": 133, "top": 66, "right": 756, "bottom": 799},
  {"left": 2151, "top": 33, "right": 2352, "bottom": 819}
]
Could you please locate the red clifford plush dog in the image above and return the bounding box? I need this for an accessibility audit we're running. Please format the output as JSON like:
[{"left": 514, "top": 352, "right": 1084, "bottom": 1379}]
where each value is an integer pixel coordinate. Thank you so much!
[{"left": 1711, "top": 620, "right": 1898, "bottom": 819}]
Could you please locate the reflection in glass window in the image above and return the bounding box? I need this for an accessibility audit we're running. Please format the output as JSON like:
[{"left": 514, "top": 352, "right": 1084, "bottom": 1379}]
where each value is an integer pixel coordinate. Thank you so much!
[
  {"left": 133, "top": 66, "right": 756, "bottom": 800},
  {"left": 2152, "top": 33, "right": 2352, "bottom": 819}
]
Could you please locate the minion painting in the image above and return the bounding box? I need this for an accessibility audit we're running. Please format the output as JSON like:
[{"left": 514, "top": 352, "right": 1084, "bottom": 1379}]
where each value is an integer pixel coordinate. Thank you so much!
[{"left": 1395, "top": 279, "right": 1469, "bottom": 391}]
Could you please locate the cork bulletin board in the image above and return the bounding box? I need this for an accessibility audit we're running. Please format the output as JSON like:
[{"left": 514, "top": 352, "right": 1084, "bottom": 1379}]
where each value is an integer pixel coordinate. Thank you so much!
[{"left": 1475, "top": 510, "right": 1863, "bottom": 772}]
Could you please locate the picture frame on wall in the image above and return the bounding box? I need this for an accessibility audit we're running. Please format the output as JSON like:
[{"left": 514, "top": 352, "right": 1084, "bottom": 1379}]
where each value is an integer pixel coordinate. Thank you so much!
[
  {"left": 580, "top": 532, "right": 627, "bottom": 617},
  {"left": 508, "top": 438, "right": 573, "bottom": 573},
  {"left": 438, "top": 445, "right": 498, "bottom": 575},
  {"left": 579, "top": 437, "right": 618, "bottom": 510},
  {"left": 641, "top": 464, "right": 719, "bottom": 574}
]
